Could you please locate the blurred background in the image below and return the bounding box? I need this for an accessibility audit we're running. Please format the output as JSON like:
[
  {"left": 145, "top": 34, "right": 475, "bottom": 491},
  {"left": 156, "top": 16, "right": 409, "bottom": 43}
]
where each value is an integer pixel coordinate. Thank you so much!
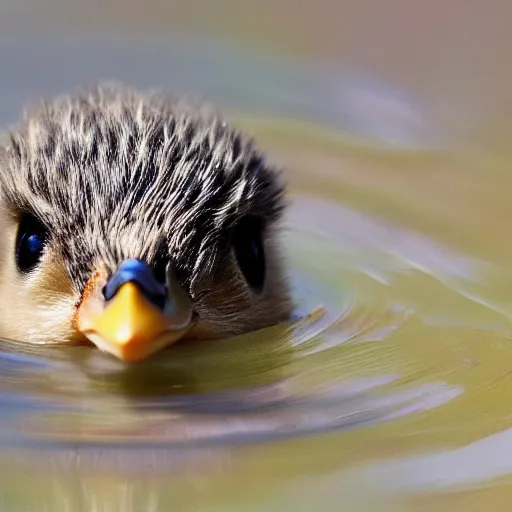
[{"left": 1, "top": 0, "right": 511, "bottom": 153}]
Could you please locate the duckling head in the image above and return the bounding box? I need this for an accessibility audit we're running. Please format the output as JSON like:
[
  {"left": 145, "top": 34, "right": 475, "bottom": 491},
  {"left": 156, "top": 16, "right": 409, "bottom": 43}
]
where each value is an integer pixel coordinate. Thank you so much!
[{"left": 0, "top": 84, "right": 291, "bottom": 362}]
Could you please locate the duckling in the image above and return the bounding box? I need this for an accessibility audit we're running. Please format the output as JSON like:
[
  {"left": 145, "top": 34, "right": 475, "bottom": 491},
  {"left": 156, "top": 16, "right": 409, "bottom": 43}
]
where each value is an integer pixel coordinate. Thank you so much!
[{"left": 0, "top": 84, "right": 291, "bottom": 363}]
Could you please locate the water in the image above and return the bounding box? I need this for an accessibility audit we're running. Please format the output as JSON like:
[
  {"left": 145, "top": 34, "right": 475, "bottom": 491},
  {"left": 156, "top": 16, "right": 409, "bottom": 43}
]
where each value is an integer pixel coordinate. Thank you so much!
[{"left": 1, "top": 5, "right": 512, "bottom": 510}]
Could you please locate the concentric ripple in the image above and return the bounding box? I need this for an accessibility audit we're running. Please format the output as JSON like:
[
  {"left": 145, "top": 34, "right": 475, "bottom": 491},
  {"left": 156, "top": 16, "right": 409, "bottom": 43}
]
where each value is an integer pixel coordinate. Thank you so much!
[{"left": 0, "top": 194, "right": 493, "bottom": 468}]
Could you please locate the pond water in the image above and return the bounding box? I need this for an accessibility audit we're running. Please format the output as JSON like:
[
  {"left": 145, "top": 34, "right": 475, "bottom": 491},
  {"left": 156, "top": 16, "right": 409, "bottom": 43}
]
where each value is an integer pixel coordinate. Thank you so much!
[{"left": 1, "top": 5, "right": 512, "bottom": 510}]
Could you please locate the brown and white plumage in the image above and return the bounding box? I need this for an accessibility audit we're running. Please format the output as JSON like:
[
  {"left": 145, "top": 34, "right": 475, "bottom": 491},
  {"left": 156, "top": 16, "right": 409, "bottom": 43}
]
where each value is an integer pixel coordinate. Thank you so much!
[{"left": 0, "top": 83, "right": 291, "bottom": 359}]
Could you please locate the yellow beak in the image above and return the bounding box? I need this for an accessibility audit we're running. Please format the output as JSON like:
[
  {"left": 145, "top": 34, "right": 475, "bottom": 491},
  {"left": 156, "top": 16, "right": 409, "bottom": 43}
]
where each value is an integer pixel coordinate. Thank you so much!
[{"left": 76, "top": 265, "right": 193, "bottom": 363}]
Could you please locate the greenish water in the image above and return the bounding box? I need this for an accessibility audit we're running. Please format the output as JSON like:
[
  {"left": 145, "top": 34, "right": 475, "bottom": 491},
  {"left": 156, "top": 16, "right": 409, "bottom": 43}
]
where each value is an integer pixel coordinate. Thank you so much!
[{"left": 1, "top": 23, "right": 512, "bottom": 512}]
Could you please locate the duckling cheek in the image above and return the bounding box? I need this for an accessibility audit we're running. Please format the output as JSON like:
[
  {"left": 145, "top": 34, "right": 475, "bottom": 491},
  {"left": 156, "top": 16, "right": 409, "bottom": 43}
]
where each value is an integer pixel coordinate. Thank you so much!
[{"left": 77, "top": 282, "right": 192, "bottom": 363}]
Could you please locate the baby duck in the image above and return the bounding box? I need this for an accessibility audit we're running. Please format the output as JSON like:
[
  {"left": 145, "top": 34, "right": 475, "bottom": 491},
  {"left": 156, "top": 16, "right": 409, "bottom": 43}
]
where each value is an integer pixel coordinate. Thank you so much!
[{"left": 0, "top": 84, "right": 291, "bottom": 363}]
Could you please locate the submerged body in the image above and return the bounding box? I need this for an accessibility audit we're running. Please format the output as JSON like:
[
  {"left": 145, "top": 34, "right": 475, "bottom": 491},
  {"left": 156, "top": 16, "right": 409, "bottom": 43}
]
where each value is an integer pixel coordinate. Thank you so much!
[{"left": 0, "top": 84, "right": 291, "bottom": 362}]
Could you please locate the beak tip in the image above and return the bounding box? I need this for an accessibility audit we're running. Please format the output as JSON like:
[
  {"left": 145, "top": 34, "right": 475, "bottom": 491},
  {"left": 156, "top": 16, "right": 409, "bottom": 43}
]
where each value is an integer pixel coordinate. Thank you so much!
[{"left": 76, "top": 268, "right": 194, "bottom": 363}]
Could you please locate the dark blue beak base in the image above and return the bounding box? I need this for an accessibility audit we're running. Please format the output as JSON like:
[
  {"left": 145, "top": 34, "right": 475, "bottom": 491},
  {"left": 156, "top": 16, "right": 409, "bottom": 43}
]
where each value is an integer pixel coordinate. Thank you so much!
[{"left": 102, "top": 259, "right": 167, "bottom": 310}]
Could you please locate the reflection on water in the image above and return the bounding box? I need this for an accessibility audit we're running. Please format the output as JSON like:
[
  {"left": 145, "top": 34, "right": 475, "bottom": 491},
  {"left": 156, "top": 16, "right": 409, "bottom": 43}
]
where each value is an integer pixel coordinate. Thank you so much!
[{"left": 1, "top": 26, "right": 512, "bottom": 512}]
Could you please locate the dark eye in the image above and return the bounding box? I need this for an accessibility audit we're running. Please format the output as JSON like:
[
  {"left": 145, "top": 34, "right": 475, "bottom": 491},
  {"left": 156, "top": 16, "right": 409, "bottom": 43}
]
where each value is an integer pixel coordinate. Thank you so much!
[
  {"left": 231, "top": 216, "right": 266, "bottom": 292},
  {"left": 15, "top": 214, "right": 49, "bottom": 273}
]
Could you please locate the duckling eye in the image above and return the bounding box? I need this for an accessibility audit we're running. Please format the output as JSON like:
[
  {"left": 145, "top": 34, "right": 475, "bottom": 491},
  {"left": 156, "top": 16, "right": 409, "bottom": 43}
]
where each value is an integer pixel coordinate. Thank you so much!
[
  {"left": 15, "top": 214, "right": 49, "bottom": 273},
  {"left": 231, "top": 216, "right": 265, "bottom": 292}
]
